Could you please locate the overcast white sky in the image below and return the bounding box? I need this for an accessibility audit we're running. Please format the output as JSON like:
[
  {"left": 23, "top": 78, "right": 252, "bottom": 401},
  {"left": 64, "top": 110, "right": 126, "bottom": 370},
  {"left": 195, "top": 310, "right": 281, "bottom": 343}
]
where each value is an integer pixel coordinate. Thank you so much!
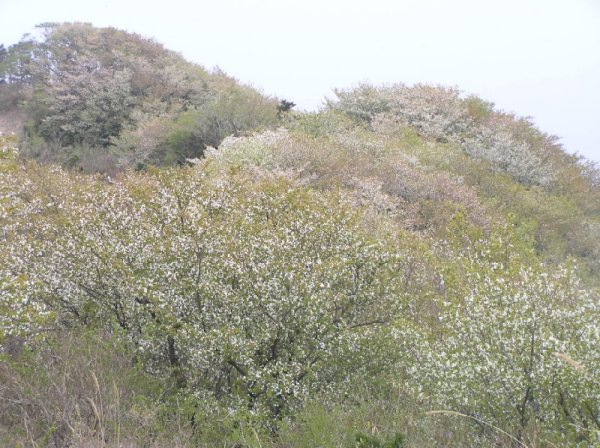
[{"left": 1, "top": 0, "right": 599, "bottom": 162}]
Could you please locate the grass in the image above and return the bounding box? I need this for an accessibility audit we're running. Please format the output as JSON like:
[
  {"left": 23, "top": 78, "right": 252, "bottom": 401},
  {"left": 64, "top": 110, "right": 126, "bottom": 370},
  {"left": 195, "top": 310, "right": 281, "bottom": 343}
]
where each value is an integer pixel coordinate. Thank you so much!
[{"left": 1, "top": 328, "right": 581, "bottom": 447}]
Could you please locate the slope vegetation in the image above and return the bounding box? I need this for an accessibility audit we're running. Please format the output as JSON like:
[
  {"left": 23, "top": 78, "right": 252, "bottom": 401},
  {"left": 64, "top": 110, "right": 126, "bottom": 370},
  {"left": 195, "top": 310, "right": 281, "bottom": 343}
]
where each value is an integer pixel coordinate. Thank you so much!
[
  {"left": 0, "top": 23, "right": 280, "bottom": 172},
  {"left": 1, "top": 26, "right": 599, "bottom": 447}
]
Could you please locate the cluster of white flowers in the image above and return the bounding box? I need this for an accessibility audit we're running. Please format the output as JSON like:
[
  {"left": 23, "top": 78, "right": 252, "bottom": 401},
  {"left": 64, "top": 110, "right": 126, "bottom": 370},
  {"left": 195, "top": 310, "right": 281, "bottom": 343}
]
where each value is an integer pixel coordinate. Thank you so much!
[
  {"left": 462, "top": 122, "right": 553, "bottom": 187},
  {"left": 332, "top": 83, "right": 470, "bottom": 140},
  {"left": 206, "top": 128, "right": 291, "bottom": 169},
  {"left": 0, "top": 161, "right": 409, "bottom": 416},
  {"left": 332, "top": 83, "right": 554, "bottom": 187},
  {"left": 402, "top": 258, "right": 600, "bottom": 440}
]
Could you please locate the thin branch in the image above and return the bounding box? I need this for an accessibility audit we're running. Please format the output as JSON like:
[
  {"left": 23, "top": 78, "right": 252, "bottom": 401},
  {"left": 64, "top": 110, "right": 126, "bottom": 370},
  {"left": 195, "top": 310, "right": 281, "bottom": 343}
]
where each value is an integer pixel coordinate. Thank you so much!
[
  {"left": 427, "top": 410, "right": 529, "bottom": 448},
  {"left": 348, "top": 319, "right": 387, "bottom": 329}
]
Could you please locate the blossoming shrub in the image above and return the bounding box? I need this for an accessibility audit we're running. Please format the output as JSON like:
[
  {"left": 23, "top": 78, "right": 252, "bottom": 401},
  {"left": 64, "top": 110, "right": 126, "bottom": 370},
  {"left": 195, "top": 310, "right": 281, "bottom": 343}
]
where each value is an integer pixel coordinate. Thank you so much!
[
  {"left": 1, "top": 139, "right": 63, "bottom": 342},
  {"left": 206, "top": 126, "right": 494, "bottom": 235},
  {"left": 2, "top": 129, "right": 598, "bottom": 443},
  {"left": 0, "top": 161, "right": 411, "bottom": 418},
  {"left": 406, "top": 256, "right": 600, "bottom": 444},
  {"left": 461, "top": 120, "right": 552, "bottom": 187},
  {"left": 332, "top": 83, "right": 470, "bottom": 140}
]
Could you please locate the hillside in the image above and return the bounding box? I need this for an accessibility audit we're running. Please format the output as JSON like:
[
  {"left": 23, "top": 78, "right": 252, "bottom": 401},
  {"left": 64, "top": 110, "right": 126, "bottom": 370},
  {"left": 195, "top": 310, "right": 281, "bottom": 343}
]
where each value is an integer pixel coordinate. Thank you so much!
[
  {"left": 0, "top": 23, "right": 280, "bottom": 173},
  {"left": 1, "top": 24, "right": 599, "bottom": 448}
]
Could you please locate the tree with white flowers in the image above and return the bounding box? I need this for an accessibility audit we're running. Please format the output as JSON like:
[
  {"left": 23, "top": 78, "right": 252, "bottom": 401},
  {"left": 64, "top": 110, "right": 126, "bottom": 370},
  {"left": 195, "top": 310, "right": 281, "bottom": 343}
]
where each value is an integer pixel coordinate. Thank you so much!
[
  {"left": 0, "top": 158, "right": 411, "bottom": 417},
  {"left": 407, "top": 254, "right": 600, "bottom": 442}
]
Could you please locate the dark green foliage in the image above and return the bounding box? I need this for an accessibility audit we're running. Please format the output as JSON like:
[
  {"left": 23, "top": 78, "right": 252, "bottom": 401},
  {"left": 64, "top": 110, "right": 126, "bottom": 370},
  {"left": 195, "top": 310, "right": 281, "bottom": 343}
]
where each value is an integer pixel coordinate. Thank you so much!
[
  {"left": 277, "top": 99, "right": 296, "bottom": 116},
  {"left": 0, "top": 44, "right": 7, "bottom": 84}
]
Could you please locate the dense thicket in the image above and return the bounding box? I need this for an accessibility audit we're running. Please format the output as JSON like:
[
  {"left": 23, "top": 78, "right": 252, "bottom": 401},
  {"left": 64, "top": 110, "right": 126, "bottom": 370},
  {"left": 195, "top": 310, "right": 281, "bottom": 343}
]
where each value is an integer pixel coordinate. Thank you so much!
[
  {"left": 1, "top": 25, "right": 599, "bottom": 448},
  {"left": 0, "top": 23, "right": 280, "bottom": 172}
]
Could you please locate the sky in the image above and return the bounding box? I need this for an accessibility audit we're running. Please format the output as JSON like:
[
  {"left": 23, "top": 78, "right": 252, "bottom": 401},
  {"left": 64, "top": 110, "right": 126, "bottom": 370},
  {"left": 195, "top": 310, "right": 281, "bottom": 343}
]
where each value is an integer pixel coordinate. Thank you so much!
[{"left": 1, "top": 0, "right": 599, "bottom": 162}]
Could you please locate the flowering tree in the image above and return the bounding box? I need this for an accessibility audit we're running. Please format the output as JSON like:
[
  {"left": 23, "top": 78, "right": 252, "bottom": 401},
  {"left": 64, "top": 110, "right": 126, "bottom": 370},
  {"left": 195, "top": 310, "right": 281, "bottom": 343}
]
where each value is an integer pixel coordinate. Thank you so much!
[
  {"left": 0, "top": 159, "right": 409, "bottom": 417},
  {"left": 407, "top": 256, "right": 600, "bottom": 443}
]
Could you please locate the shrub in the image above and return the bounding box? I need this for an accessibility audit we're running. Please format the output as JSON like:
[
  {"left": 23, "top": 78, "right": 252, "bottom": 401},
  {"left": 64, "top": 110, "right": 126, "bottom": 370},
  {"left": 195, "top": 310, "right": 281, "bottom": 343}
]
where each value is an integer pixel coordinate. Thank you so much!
[
  {"left": 407, "top": 259, "right": 600, "bottom": 444},
  {"left": 1, "top": 163, "right": 409, "bottom": 419},
  {"left": 330, "top": 83, "right": 555, "bottom": 187}
]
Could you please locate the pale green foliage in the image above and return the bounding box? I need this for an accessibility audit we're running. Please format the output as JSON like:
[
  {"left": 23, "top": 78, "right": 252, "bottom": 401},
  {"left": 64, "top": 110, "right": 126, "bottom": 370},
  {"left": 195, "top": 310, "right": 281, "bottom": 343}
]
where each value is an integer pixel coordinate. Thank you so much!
[{"left": 189, "top": 82, "right": 280, "bottom": 146}]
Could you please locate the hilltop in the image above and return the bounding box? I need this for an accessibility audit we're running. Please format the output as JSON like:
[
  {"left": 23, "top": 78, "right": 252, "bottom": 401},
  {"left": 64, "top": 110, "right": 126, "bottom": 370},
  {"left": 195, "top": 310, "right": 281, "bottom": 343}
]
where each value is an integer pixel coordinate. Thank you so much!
[{"left": 0, "top": 22, "right": 280, "bottom": 172}]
